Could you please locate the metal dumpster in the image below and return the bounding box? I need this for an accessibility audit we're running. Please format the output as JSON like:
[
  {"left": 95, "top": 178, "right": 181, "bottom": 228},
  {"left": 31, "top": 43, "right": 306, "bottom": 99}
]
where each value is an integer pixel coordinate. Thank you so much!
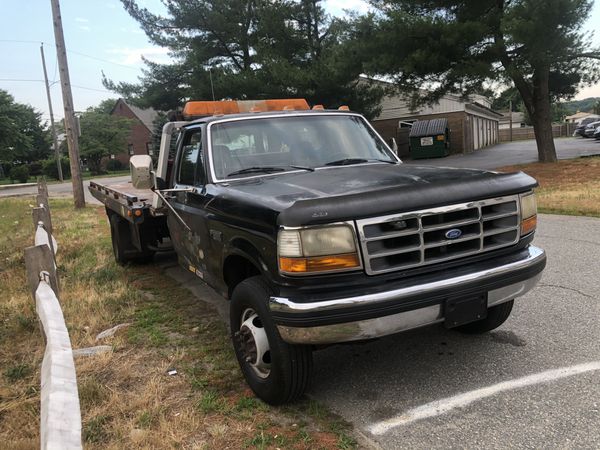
[{"left": 409, "top": 118, "right": 450, "bottom": 159}]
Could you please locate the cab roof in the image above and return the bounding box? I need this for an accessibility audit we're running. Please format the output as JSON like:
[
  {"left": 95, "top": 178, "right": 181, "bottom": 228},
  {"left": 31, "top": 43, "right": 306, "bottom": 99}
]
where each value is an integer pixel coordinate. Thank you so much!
[{"left": 184, "top": 108, "right": 358, "bottom": 127}]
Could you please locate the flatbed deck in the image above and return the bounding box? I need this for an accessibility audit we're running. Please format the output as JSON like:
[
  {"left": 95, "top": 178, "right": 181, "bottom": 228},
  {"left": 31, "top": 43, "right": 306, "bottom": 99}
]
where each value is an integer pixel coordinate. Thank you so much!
[{"left": 89, "top": 180, "right": 162, "bottom": 222}]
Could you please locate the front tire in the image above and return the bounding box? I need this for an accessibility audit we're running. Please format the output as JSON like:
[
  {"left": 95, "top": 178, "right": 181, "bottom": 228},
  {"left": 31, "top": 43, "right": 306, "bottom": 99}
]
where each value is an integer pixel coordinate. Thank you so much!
[
  {"left": 230, "top": 276, "right": 312, "bottom": 405},
  {"left": 454, "top": 300, "right": 514, "bottom": 334}
]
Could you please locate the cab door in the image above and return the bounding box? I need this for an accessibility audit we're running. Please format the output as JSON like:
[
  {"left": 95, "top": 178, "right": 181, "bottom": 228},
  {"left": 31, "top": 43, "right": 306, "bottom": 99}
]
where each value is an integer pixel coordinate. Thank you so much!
[{"left": 166, "top": 125, "right": 212, "bottom": 280}]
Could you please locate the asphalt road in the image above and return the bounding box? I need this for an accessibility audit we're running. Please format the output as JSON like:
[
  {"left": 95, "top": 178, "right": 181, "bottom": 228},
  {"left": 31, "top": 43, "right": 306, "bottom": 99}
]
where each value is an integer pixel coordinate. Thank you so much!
[
  {"left": 404, "top": 137, "right": 600, "bottom": 169},
  {"left": 309, "top": 214, "right": 600, "bottom": 449},
  {"left": 0, "top": 175, "right": 130, "bottom": 205}
]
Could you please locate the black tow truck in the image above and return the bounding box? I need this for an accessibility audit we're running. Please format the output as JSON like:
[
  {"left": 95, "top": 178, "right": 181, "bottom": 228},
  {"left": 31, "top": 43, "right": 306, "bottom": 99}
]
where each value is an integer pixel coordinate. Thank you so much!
[{"left": 90, "top": 99, "right": 546, "bottom": 405}]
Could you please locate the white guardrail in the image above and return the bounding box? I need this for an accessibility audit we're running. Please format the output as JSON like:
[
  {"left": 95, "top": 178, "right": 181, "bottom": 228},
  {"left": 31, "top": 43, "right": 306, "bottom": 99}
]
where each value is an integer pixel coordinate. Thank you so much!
[{"left": 24, "top": 180, "right": 82, "bottom": 450}]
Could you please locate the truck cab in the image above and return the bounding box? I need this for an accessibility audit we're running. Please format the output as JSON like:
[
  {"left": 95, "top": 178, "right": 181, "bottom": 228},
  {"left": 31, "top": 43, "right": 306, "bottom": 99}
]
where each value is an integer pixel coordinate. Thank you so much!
[{"left": 90, "top": 99, "right": 546, "bottom": 405}]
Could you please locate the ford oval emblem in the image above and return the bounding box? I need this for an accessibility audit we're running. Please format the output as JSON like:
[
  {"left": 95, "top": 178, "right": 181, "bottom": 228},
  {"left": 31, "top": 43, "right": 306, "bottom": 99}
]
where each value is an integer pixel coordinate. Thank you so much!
[{"left": 445, "top": 228, "right": 462, "bottom": 240}]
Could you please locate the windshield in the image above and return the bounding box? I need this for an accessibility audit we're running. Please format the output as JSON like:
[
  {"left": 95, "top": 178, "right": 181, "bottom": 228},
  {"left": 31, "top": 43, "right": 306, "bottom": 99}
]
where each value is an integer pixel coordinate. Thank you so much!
[{"left": 209, "top": 114, "right": 397, "bottom": 179}]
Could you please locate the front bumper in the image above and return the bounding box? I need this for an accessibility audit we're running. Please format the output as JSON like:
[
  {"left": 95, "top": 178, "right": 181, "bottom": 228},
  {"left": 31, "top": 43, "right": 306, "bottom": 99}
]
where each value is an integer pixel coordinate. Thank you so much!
[{"left": 269, "top": 245, "right": 546, "bottom": 344}]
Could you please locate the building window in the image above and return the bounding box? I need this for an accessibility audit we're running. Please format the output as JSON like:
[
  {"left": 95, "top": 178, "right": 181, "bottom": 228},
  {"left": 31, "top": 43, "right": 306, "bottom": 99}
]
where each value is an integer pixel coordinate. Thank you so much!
[{"left": 128, "top": 144, "right": 134, "bottom": 156}]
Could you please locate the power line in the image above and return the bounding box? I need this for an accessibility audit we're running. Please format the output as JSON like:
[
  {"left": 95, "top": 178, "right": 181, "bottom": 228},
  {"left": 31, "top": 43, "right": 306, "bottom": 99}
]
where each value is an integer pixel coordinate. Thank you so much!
[
  {"left": 0, "top": 78, "right": 45, "bottom": 82},
  {"left": 71, "top": 84, "right": 113, "bottom": 93},
  {"left": 0, "top": 38, "right": 143, "bottom": 71},
  {"left": 0, "top": 77, "right": 113, "bottom": 93},
  {"left": 67, "top": 49, "right": 141, "bottom": 71}
]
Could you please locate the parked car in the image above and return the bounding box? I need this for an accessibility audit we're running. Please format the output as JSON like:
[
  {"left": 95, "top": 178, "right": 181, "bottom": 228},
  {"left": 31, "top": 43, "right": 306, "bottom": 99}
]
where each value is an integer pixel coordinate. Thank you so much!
[
  {"left": 594, "top": 125, "right": 600, "bottom": 140},
  {"left": 573, "top": 116, "right": 600, "bottom": 137},
  {"left": 583, "top": 120, "right": 600, "bottom": 138}
]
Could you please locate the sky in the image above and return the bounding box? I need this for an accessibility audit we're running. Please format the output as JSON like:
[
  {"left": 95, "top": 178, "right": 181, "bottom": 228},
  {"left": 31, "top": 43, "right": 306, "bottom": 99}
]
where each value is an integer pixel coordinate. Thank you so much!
[{"left": 0, "top": 0, "right": 598, "bottom": 122}]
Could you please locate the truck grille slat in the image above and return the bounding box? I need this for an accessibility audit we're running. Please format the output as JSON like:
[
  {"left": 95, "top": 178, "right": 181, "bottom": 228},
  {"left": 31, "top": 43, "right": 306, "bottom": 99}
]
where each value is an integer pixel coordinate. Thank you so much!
[{"left": 357, "top": 196, "right": 521, "bottom": 275}]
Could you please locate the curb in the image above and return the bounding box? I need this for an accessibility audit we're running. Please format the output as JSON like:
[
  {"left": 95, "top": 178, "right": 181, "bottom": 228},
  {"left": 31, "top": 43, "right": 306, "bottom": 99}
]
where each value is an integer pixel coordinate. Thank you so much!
[{"left": 0, "top": 182, "right": 37, "bottom": 190}]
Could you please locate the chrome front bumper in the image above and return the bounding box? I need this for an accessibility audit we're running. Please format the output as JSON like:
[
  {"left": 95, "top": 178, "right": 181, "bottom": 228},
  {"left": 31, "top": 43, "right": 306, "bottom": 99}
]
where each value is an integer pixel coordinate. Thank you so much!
[{"left": 270, "top": 245, "right": 546, "bottom": 345}]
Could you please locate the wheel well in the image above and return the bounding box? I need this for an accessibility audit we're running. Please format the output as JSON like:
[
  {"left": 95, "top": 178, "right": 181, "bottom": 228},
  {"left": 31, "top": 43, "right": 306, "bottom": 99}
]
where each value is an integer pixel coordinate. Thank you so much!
[{"left": 223, "top": 255, "right": 260, "bottom": 298}]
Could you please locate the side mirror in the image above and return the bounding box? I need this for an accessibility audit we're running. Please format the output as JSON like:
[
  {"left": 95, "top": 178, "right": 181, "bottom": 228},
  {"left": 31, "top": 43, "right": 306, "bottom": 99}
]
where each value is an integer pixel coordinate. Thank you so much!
[
  {"left": 391, "top": 138, "right": 399, "bottom": 155},
  {"left": 130, "top": 155, "right": 153, "bottom": 189}
]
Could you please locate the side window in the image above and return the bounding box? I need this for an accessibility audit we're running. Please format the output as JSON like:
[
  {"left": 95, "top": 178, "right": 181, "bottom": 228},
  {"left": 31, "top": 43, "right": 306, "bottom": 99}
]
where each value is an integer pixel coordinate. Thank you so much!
[{"left": 178, "top": 129, "right": 204, "bottom": 185}]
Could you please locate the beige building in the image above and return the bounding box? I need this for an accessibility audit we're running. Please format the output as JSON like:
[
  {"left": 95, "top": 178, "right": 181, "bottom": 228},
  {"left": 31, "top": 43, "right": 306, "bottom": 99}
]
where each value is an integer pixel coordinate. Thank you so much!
[{"left": 366, "top": 79, "right": 501, "bottom": 156}]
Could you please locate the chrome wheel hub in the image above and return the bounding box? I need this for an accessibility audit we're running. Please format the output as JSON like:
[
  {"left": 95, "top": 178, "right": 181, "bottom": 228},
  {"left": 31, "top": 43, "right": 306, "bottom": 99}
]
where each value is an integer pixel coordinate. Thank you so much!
[{"left": 238, "top": 308, "right": 271, "bottom": 378}]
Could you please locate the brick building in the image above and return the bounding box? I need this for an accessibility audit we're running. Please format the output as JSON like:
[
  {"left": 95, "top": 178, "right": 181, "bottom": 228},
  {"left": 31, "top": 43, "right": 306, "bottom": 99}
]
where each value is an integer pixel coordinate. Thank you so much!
[
  {"left": 110, "top": 99, "right": 159, "bottom": 165},
  {"left": 365, "top": 79, "right": 501, "bottom": 158}
]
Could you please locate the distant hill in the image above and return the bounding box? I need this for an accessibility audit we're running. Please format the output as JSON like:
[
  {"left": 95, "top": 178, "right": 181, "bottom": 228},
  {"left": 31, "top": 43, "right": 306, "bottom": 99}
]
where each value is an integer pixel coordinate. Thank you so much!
[{"left": 561, "top": 97, "right": 600, "bottom": 115}]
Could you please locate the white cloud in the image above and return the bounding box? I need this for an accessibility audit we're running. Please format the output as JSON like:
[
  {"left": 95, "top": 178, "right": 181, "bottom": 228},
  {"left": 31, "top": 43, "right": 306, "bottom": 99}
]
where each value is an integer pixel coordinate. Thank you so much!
[
  {"left": 106, "top": 2, "right": 117, "bottom": 9},
  {"left": 120, "top": 26, "right": 144, "bottom": 35},
  {"left": 326, "top": 0, "right": 371, "bottom": 17},
  {"left": 78, "top": 25, "right": 91, "bottom": 32},
  {"left": 106, "top": 47, "right": 171, "bottom": 66},
  {"left": 75, "top": 17, "right": 89, "bottom": 23}
]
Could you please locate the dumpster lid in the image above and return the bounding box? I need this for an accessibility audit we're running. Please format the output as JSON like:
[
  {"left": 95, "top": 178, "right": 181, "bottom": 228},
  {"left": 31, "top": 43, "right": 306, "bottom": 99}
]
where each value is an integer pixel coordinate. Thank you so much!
[{"left": 409, "top": 118, "right": 448, "bottom": 137}]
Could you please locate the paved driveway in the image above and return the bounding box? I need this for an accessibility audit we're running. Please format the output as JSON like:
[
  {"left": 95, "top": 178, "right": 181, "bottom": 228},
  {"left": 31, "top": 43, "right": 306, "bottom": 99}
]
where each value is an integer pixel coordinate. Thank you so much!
[{"left": 404, "top": 137, "right": 600, "bottom": 169}]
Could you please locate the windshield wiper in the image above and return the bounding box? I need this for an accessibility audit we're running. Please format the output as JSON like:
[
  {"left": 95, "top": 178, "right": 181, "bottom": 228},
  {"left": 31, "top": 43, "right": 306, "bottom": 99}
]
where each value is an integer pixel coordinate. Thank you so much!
[
  {"left": 227, "top": 165, "right": 314, "bottom": 177},
  {"left": 288, "top": 164, "right": 315, "bottom": 172},
  {"left": 324, "top": 158, "right": 397, "bottom": 166},
  {"left": 227, "top": 166, "right": 285, "bottom": 177}
]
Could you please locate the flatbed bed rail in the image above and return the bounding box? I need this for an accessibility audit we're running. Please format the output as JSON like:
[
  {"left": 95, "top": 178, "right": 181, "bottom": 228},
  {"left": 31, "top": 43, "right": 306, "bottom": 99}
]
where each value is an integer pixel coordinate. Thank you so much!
[{"left": 89, "top": 180, "right": 160, "bottom": 223}]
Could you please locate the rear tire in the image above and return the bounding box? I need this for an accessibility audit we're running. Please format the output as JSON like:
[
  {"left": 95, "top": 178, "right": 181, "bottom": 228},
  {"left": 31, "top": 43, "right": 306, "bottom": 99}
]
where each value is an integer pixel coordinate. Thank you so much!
[
  {"left": 454, "top": 300, "right": 514, "bottom": 334},
  {"left": 230, "top": 276, "right": 312, "bottom": 405}
]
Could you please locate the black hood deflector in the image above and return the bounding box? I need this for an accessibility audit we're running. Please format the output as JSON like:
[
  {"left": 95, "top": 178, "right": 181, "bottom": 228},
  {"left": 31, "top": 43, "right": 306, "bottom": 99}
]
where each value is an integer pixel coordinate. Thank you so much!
[{"left": 277, "top": 170, "right": 537, "bottom": 226}]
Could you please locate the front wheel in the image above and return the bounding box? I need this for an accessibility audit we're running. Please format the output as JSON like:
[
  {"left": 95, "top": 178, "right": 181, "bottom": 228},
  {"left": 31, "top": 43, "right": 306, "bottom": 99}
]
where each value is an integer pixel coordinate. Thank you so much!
[
  {"left": 453, "top": 300, "right": 514, "bottom": 334},
  {"left": 230, "top": 276, "right": 313, "bottom": 405}
]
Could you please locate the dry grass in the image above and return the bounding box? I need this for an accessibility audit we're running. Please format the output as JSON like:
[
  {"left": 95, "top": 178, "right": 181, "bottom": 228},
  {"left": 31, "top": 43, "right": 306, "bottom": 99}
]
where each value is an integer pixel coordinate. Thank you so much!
[
  {"left": 0, "top": 198, "right": 357, "bottom": 449},
  {"left": 498, "top": 156, "right": 600, "bottom": 217}
]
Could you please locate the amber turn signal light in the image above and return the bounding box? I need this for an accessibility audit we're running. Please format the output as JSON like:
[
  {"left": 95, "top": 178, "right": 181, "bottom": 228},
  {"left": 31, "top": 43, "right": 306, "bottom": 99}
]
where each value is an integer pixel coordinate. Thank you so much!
[
  {"left": 279, "top": 253, "right": 360, "bottom": 273},
  {"left": 521, "top": 215, "right": 537, "bottom": 235}
]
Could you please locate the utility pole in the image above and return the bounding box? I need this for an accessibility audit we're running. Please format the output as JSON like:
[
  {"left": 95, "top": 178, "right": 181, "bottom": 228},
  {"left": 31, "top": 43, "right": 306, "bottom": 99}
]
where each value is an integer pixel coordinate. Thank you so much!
[
  {"left": 50, "top": 0, "right": 85, "bottom": 207},
  {"left": 40, "top": 43, "right": 63, "bottom": 182}
]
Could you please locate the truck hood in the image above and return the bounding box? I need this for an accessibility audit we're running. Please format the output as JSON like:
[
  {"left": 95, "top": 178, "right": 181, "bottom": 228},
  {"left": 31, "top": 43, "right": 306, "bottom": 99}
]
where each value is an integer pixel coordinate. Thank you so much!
[{"left": 208, "top": 163, "right": 537, "bottom": 227}]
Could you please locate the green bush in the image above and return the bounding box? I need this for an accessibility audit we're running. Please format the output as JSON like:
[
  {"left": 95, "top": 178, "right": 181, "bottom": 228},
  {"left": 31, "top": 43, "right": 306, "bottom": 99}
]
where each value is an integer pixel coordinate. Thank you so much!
[
  {"left": 42, "top": 157, "right": 71, "bottom": 180},
  {"left": 9, "top": 165, "right": 30, "bottom": 183},
  {"left": 105, "top": 159, "right": 124, "bottom": 172},
  {"left": 28, "top": 161, "right": 43, "bottom": 176}
]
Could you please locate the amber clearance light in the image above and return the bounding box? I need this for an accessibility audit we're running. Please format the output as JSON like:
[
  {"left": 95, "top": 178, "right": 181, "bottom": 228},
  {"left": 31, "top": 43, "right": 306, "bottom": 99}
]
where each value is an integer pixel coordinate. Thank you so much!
[{"left": 280, "top": 254, "right": 360, "bottom": 273}]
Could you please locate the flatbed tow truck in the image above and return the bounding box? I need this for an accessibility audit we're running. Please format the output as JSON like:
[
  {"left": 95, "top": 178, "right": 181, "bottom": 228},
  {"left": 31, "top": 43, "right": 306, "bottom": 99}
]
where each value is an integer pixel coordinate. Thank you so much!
[{"left": 90, "top": 98, "right": 546, "bottom": 404}]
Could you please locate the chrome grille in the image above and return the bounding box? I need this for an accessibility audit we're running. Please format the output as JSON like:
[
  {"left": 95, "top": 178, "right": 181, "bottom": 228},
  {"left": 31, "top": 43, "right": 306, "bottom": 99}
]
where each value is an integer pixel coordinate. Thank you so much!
[{"left": 357, "top": 195, "right": 521, "bottom": 275}]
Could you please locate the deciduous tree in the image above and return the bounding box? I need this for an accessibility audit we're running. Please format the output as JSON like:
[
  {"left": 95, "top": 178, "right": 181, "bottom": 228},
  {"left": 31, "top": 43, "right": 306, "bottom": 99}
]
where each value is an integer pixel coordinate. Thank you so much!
[
  {"left": 78, "top": 101, "right": 133, "bottom": 174},
  {"left": 0, "top": 89, "right": 51, "bottom": 165}
]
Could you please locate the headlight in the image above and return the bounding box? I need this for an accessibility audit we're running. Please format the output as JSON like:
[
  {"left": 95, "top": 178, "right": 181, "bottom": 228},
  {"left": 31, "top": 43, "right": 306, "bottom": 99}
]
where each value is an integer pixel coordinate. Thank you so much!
[
  {"left": 520, "top": 192, "right": 537, "bottom": 235},
  {"left": 278, "top": 224, "right": 361, "bottom": 274}
]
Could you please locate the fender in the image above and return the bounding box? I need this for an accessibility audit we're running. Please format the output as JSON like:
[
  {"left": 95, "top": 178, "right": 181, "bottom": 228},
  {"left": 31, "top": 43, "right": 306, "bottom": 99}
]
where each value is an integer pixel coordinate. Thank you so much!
[{"left": 223, "top": 238, "right": 274, "bottom": 283}]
